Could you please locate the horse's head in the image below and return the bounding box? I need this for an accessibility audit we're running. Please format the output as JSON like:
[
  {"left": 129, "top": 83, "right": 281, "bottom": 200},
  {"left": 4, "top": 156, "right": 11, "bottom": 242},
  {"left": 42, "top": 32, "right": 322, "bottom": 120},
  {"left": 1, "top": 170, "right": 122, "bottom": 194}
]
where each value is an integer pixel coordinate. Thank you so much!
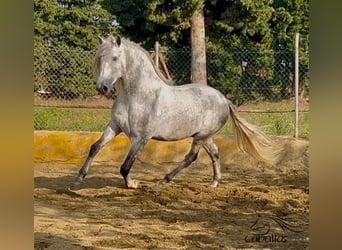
[{"left": 94, "top": 34, "right": 124, "bottom": 95}]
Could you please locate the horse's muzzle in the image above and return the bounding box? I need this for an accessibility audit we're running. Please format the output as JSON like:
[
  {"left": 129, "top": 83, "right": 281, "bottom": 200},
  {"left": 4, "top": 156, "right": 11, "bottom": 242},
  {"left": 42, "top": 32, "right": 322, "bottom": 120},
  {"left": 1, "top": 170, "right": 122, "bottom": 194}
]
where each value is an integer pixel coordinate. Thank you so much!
[{"left": 96, "top": 84, "right": 109, "bottom": 94}]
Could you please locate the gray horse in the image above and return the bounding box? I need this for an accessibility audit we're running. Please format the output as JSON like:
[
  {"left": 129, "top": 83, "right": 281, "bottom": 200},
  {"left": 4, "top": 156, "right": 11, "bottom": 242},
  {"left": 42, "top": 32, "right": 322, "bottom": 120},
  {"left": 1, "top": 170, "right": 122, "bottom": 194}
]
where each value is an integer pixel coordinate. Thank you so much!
[{"left": 74, "top": 35, "right": 280, "bottom": 189}]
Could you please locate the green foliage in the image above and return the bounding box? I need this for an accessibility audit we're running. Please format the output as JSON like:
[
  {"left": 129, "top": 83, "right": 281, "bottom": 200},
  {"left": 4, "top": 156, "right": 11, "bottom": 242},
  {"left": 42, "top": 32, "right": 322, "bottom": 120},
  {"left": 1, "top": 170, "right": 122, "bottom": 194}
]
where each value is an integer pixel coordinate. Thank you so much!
[
  {"left": 272, "top": 0, "right": 310, "bottom": 96},
  {"left": 204, "top": 0, "right": 308, "bottom": 103},
  {"left": 34, "top": 0, "right": 118, "bottom": 50},
  {"left": 34, "top": 0, "right": 118, "bottom": 98},
  {"left": 164, "top": 47, "right": 191, "bottom": 84},
  {"left": 99, "top": 0, "right": 309, "bottom": 103},
  {"left": 34, "top": 0, "right": 309, "bottom": 103},
  {"left": 101, "top": 0, "right": 204, "bottom": 47},
  {"left": 206, "top": 41, "right": 240, "bottom": 98},
  {"left": 34, "top": 40, "right": 97, "bottom": 98},
  {"left": 205, "top": 0, "right": 274, "bottom": 47}
]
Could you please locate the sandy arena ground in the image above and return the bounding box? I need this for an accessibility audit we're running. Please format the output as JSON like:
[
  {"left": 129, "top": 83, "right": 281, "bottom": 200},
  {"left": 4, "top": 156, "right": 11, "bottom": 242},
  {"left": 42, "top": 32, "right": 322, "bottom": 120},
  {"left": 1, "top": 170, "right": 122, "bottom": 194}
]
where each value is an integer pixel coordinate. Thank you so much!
[{"left": 34, "top": 136, "right": 309, "bottom": 250}]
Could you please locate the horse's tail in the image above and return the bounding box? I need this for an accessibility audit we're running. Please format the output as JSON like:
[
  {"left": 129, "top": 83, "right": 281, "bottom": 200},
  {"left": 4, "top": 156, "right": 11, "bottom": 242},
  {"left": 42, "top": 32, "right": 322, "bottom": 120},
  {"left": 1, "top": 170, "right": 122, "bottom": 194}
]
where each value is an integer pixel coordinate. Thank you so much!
[{"left": 227, "top": 100, "right": 282, "bottom": 165}]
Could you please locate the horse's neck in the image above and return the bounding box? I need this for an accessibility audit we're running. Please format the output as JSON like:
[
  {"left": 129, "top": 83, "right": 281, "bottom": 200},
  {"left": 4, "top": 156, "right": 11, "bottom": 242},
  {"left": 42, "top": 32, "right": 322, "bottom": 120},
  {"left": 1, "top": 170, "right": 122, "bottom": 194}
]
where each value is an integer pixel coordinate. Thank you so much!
[{"left": 123, "top": 44, "right": 166, "bottom": 92}]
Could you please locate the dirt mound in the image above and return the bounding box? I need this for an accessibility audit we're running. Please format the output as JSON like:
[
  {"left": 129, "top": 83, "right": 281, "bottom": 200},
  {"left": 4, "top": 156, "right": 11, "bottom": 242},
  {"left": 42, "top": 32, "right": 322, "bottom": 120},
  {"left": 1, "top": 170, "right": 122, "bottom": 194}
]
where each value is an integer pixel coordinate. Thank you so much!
[{"left": 34, "top": 137, "right": 309, "bottom": 250}]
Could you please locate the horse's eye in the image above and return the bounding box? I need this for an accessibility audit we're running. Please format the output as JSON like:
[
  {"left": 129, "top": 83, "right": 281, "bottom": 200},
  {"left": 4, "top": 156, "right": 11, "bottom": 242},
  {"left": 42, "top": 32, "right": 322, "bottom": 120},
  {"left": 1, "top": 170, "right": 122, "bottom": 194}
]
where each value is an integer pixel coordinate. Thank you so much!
[{"left": 113, "top": 56, "right": 118, "bottom": 61}]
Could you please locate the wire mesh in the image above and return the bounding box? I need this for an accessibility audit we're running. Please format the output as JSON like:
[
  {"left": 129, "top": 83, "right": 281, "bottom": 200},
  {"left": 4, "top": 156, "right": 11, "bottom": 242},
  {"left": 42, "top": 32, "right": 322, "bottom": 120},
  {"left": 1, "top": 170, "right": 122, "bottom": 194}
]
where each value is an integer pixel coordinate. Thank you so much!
[{"left": 34, "top": 44, "right": 309, "bottom": 136}]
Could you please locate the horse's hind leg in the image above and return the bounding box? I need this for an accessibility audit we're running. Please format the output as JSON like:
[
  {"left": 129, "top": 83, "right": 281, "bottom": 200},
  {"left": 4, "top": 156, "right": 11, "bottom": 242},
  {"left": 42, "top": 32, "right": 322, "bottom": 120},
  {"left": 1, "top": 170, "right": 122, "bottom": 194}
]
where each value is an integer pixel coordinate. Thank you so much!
[
  {"left": 203, "top": 138, "right": 221, "bottom": 187},
  {"left": 159, "top": 139, "right": 202, "bottom": 185},
  {"left": 74, "top": 121, "right": 121, "bottom": 186}
]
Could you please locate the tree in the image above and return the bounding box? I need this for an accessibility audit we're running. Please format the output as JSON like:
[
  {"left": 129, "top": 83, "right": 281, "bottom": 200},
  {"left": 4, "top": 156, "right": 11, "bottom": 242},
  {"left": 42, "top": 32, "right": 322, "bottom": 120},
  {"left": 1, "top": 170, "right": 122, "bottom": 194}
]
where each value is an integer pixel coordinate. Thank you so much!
[
  {"left": 102, "top": 0, "right": 209, "bottom": 85},
  {"left": 191, "top": 6, "right": 207, "bottom": 84},
  {"left": 34, "top": 0, "right": 118, "bottom": 98},
  {"left": 271, "top": 0, "right": 309, "bottom": 99},
  {"left": 101, "top": 0, "right": 201, "bottom": 48},
  {"left": 205, "top": 0, "right": 309, "bottom": 102},
  {"left": 204, "top": 0, "right": 275, "bottom": 102},
  {"left": 205, "top": 0, "right": 274, "bottom": 48},
  {"left": 34, "top": 0, "right": 309, "bottom": 101},
  {"left": 34, "top": 0, "right": 118, "bottom": 50}
]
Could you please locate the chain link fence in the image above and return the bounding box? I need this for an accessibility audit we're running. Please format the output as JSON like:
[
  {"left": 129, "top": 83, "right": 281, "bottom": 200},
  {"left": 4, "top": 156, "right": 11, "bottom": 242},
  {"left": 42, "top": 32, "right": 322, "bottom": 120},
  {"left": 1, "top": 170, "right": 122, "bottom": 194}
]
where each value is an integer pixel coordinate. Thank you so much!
[
  {"left": 34, "top": 43, "right": 309, "bottom": 137},
  {"left": 164, "top": 46, "right": 309, "bottom": 104}
]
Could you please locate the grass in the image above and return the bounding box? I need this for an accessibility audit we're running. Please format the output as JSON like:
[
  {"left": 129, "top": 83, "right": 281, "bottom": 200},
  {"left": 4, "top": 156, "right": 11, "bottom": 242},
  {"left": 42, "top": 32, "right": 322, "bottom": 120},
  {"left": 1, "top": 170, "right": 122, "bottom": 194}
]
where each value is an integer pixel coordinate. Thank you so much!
[
  {"left": 218, "top": 110, "right": 309, "bottom": 139},
  {"left": 34, "top": 99, "right": 309, "bottom": 138},
  {"left": 34, "top": 107, "right": 111, "bottom": 131}
]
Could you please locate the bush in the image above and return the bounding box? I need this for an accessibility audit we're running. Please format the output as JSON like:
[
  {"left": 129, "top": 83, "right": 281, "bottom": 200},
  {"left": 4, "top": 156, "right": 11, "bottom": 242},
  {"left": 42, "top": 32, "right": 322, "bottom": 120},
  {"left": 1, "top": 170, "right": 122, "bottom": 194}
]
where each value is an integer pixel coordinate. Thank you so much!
[{"left": 34, "top": 41, "right": 97, "bottom": 99}]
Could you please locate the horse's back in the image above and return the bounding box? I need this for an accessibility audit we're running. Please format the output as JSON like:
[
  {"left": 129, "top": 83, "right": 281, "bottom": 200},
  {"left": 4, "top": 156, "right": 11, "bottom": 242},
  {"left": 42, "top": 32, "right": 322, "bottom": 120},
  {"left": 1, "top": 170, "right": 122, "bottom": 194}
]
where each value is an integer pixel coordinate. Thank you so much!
[
  {"left": 169, "top": 83, "right": 224, "bottom": 98},
  {"left": 150, "top": 83, "right": 229, "bottom": 140},
  {"left": 170, "top": 83, "right": 229, "bottom": 113}
]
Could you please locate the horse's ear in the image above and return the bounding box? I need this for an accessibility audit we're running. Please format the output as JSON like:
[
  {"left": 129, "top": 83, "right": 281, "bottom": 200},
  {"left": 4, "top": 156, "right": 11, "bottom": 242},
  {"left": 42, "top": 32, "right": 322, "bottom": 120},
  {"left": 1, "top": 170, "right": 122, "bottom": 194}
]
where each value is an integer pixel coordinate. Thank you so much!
[
  {"left": 116, "top": 36, "right": 121, "bottom": 46},
  {"left": 98, "top": 35, "right": 105, "bottom": 44},
  {"left": 107, "top": 34, "right": 120, "bottom": 46}
]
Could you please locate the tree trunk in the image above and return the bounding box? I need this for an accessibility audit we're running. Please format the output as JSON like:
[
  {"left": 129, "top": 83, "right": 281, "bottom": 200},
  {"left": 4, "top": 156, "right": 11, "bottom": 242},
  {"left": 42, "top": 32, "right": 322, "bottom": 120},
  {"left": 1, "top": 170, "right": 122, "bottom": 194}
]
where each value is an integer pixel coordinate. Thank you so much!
[{"left": 191, "top": 9, "right": 207, "bottom": 84}]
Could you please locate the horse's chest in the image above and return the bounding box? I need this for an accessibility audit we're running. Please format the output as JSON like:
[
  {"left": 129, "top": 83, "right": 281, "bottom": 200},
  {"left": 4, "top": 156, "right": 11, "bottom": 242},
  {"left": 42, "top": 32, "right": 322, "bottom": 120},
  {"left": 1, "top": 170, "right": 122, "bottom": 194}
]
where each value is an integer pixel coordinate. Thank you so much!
[
  {"left": 112, "top": 101, "right": 130, "bottom": 134},
  {"left": 112, "top": 100, "right": 152, "bottom": 136}
]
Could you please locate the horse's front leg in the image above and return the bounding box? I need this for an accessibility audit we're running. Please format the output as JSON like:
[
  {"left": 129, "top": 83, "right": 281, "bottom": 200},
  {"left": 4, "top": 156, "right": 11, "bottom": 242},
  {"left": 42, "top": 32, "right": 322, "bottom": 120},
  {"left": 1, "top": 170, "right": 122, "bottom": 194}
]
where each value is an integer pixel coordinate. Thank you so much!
[
  {"left": 73, "top": 121, "right": 121, "bottom": 186},
  {"left": 120, "top": 137, "right": 149, "bottom": 189}
]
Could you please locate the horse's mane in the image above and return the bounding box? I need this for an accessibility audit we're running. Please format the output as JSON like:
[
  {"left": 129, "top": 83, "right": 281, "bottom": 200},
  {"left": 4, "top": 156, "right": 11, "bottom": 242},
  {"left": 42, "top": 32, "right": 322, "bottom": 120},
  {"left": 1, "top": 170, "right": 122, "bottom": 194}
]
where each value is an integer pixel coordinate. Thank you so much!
[{"left": 121, "top": 38, "right": 174, "bottom": 85}]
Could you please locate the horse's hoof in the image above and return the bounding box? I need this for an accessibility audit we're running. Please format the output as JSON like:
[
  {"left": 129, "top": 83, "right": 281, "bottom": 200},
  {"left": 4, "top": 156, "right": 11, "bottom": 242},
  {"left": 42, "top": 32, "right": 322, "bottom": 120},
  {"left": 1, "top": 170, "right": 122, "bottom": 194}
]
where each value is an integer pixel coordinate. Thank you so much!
[
  {"left": 72, "top": 175, "right": 84, "bottom": 189},
  {"left": 158, "top": 179, "right": 168, "bottom": 186},
  {"left": 209, "top": 180, "right": 219, "bottom": 188},
  {"left": 74, "top": 174, "right": 85, "bottom": 184},
  {"left": 69, "top": 183, "right": 81, "bottom": 191},
  {"left": 126, "top": 180, "right": 139, "bottom": 189},
  {"left": 74, "top": 179, "right": 81, "bottom": 186},
  {"left": 66, "top": 187, "right": 81, "bottom": 194}
]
